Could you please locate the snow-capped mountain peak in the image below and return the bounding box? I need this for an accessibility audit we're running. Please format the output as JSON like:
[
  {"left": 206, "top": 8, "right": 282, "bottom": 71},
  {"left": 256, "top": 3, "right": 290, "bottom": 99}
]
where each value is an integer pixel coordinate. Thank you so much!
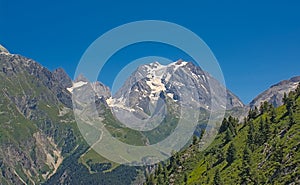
[{"left": 106, "top": 60, "right": 243, "bottom": 118}]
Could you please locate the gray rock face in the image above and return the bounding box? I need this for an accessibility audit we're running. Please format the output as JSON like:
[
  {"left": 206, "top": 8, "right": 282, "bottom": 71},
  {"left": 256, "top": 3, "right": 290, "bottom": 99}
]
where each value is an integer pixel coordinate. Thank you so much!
[
  {"left": 0, "top": 50, "right": 75, "bottom": 184},
  {"left": 250, "top": 76, "right": 300, "bottom": 108},
  {"left": 68, "top": 74, "right": 111, "bottom": 117},
  {"left": 68, "top": 73, "right": 111, "bottom": 101},
  {"left": 53, "top": 68, "right": 73, "bottom": 89},
  {"left": 91, "top": 81, "right": 111, "bottom": 100}
]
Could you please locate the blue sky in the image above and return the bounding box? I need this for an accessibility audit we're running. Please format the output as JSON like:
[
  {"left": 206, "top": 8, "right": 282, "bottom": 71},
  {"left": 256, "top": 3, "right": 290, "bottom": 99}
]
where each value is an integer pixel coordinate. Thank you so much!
[{"left": 1, "top": 0, "right": 300, "bottom": 104}]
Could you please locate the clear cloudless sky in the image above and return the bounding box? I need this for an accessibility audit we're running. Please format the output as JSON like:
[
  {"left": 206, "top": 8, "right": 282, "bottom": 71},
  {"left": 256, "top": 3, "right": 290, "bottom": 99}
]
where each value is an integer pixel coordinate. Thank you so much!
[{"left": 1, "top": 0, "right": 300, "bottom": 104}]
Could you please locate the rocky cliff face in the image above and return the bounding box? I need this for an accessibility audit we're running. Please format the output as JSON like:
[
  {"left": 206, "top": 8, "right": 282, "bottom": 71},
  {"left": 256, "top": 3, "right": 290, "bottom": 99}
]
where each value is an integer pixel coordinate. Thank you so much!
[
  {"left": 250, "top": 76, "right": 300, "bottom": 108},
  {"left": 1, "top": 53, "right": 73, "bottom": 108},
  {"left": 53, "top": 68, "right": 73, "bottom": 89},
  {"left": 0, "top": 49, "right": 76, "bottom": 184}
]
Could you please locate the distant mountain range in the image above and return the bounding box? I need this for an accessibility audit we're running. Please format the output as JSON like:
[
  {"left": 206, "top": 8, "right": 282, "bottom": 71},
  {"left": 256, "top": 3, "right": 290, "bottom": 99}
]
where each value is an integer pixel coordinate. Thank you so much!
[{"left": 0, "top": 44, "right": 299, "bottom": 184}]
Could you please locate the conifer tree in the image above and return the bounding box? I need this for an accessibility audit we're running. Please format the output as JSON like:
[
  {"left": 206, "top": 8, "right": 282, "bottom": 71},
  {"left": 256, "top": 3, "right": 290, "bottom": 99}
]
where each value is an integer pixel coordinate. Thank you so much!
[
  {"left": 286, "top": 94, "right": 294, "bottom": 115},
  {"left": 247, "top": 121, "right": 255, "bottom": 151},
  {"left": 283, "top": 92, "right": 288, "bottom": 104},
  {"left": 226, "top": 143, "right": 237, "bottom": 164},
  {"left": 200, "top": 128, "right": 205, "bottom": 140},
  {"left": 256, "top": 118, "right": 265, "bottom": 145},
  {"left": 248, "top": 106, "right": 259, "bottom": 120},
  {"left": 264, "top": 118, "right": 270, "bottom": 141},
  {"left": 259, "top": 101, "right": 270, "bottom": 114},
  {"left": 288, "top": 112, "right": 296, "bottom": 127},
  {"left": 224, "top": 129, "right": 233, "bottom": 144},
  {"left": 192, "top": 135, "right": 198, "bottom": 145},
  {"left": 240, "top": 146, "right": 253, "bottom": 184},
  {"left": 157, "top": 175, "right": 163, "bottom": 185},
  {"left": 213, "top": 169, "right": 222, "bottom": 185},
  {"left": 163, "top": 166, "right": 168, "bottom": 182},
  {"left": 219, "top": 118, "right": 229, "bottom": 133},
  {"left": 156, "top": 163, "right": 162, "bottom": 175},
  {"left": 270, "top": 106, "right": 277, "bottom": 123},
  {"left": 183, "top": 173, "right": 188, "bottom": 184}
]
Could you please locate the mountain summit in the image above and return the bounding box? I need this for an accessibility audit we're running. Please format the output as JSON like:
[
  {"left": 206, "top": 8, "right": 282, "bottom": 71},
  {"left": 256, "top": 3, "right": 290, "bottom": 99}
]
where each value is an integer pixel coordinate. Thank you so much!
[
  {"left": 250, "top": 76, "right": 300, "bottom": 108},
  {"left": 0, "top": 44, "right": 10, "bottom": 54},
  {"left": 108, "top": 60, "right": 244, "bottom": 114}
]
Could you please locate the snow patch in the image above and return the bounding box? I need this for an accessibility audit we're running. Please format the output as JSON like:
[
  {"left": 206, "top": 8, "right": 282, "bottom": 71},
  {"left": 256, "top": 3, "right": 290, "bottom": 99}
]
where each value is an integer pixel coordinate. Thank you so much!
[
  {"left": 108, "top": 60, "right": 188, "bottom": 109},
  {"left": 67, "top": 81, "right": 88, "bottom": 93},
  {"left": 201, "top": 75, "right": 207, "bottom": 82},
  {"left": 0, "top": 52, "right": 13, "bottom": 56},
  {"left": 146, "top": 77, "right": 166, "bottom": 101},
  {"left": 106, "top": 97, "right": 135, "bottom": 112},
  {"left": 200, "top": 84, "right": 209, "bottom": 94},
  {"left": 164, "top": 73, "right": 172, "bottom": 82},
  {"left": 167, "top": 93, "right": 174, "bottom": 99},
  {"left": 170, "top": 61, "right": 188, "bottom": 71}
]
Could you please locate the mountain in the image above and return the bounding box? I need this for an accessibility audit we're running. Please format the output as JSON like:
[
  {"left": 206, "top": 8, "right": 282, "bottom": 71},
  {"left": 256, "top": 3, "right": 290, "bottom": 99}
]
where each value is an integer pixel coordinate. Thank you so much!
[
  {"left": 53, "top": 68, "right": 73, "bottom": 89},
  {"left": 0, "top": 47, "right": 75, "bottom": 184},
  {"left": 250, "top": 76, "right": 300, "bottom": 108},
  {"left": 107, "top": 60, "right": 244, "bottom": 126},
  {"left": 1, "top": 44, "right": 298, "bottom": 185},
  {"left": 146, "top": 84, "right": 300, "bottom": 184},
  {"left": 111, "top": 60, "right": 243, "bottom": 110},
  {"left": 67, "top": 76, "right": 111, "bottom": 100},
  {"left": 0, "top": 48, "right": 140, "bottom": 185}
]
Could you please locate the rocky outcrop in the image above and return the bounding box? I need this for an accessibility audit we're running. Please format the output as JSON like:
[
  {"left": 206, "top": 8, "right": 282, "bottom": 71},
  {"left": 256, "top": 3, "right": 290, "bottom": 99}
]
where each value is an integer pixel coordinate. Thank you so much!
[
  {"left": 53, "top": 68, "right": 73, "bottom": 89},
  {"left": 0, "top": 53, "right": 72, "bottom": 108},
  {"left": 250, "top": 76, "right": 300, "bottom": 108},
  {"left": 0, "top": 51, "right": 76, "bottom": 184}
]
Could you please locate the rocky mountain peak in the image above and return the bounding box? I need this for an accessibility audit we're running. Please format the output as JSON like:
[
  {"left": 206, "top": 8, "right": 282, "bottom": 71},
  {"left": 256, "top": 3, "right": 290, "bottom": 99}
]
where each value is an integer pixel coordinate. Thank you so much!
[
  {"left": 53, "top": 68, "right": 73, "bottom": 89},
  {"left": 175, "top": 59, "right": 184, "bottom": 65},
  {"left": 75, "top": 73, "right": 89, "bottom": 82},
  {"left": 250, "top": 76, "right": 300, "bottom": 108},
  {"left": 109, "top": 60, "right": 244, "bottom": 117},
  {"left": 67, "top": 73, "right": 111, "bottom": 101},
  {"left": 0, "top": 44, "right": 10, "bottom": 54},
  {"left": 0, "top": 53, "right": 73, "bottom": 108}
]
